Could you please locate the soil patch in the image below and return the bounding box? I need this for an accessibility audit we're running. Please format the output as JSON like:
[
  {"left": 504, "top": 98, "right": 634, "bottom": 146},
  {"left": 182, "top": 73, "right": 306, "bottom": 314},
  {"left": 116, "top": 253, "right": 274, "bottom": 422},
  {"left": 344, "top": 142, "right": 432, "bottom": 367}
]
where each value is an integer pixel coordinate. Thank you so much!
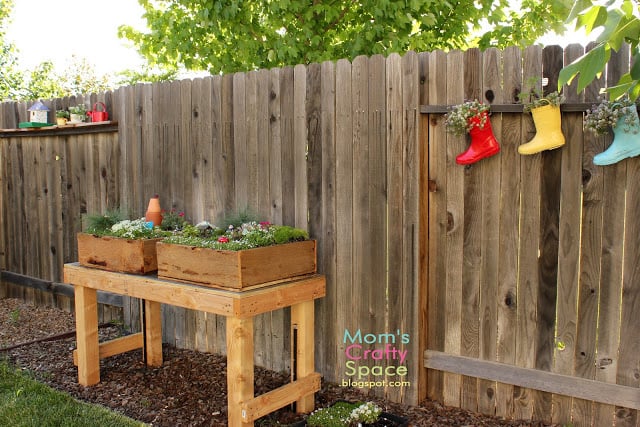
[{"left": 0, "top": 298, "right": 556, "bottom": 426}]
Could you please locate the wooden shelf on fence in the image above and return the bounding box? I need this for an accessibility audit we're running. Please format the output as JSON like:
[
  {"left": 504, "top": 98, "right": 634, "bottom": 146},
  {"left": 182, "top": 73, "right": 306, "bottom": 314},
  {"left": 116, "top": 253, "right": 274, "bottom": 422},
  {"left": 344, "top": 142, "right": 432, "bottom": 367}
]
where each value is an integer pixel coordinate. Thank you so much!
[
  {"left": 420, "top": 103, "right": 596, "bottom": 114},
  {"left": 0, "top": 121, "right": 118, "bottom": 137}
]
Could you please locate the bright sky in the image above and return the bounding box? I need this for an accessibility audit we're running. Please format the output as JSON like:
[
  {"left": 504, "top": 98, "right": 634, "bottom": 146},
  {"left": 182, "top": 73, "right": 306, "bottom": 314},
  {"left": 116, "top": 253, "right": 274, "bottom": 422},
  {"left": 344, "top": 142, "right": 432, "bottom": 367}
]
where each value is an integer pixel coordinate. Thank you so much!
[
  {"left": 5, "top": 1, "right": 596, "bottom": 78},
  {"left": 6, "top": 0, "right": 146, "bottom": 75}
]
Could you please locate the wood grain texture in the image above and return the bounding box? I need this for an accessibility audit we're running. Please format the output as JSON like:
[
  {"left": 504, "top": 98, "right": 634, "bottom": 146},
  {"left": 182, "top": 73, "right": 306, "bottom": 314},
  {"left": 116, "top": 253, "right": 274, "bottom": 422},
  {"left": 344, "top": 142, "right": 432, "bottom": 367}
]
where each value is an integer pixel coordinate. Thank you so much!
[
  {"left": 350, "top": 55, "right": 373, "bottom": 385},
  {"left": 593, "top": 44, "right": 630, "bottom": 427},
  {"left": 386, "top": 52, "right": 403, "bottom": 403},
  {"left": 514, "top": 45, "right": 543, "bottom": 422},
  {"left": 478, "top": 47, "right": 501, "bottom": 416},
  {"left": 551, "top": 43, "right": 583, "bottom": 425},
  {"left": 495, "top": 45, "right": 521, "bottom": 419},
  {"left": 334, "top": 58, "right": 353, "bottom": 386},
  {"left": 426, "top": 49, "right": 448, "bottom": 403},
  {"left": 443, "top": 49, "right": 465, "bottom": 408},
  {"left": 400, "top": 51, "right": 420, "bottom": 405}
]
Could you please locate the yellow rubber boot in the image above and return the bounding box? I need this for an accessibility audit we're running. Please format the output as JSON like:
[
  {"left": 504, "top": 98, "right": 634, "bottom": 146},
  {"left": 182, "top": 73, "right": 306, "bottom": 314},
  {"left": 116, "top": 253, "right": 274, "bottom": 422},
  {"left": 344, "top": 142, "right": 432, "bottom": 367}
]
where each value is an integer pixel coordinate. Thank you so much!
[{"left": 518, "top": 104, "right": 565, "bottom": 155}]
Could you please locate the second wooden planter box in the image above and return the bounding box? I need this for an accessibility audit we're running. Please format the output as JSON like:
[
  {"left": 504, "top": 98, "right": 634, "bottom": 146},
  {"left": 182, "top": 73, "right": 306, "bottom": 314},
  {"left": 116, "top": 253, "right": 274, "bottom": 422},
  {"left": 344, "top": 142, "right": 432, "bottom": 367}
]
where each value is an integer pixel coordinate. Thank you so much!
[
  {"left": 156, "top": 240, "right": 317, "bottom": 290},
  {"left": 77, "top": 233, "right": 161, "bottom": 274}
]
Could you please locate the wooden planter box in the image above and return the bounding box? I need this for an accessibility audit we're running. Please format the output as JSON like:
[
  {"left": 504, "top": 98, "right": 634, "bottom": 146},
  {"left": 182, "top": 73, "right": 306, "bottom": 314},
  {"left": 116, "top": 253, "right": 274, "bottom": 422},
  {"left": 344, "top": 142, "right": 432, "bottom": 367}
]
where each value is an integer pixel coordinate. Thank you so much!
[
  {"left": 77, "top": 233, "right": 161, "bottom": 274},
  {"left": 156, "top": 240, "right": 316, "bottom": 290}
]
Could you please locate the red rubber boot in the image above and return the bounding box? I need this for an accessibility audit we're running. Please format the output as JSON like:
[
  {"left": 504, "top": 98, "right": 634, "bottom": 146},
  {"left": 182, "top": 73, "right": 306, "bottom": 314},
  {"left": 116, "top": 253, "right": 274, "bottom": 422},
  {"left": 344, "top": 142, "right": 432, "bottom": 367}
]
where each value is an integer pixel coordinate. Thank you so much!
[{"left": 455, "top": 112, "right": 501, "bottom": 165}]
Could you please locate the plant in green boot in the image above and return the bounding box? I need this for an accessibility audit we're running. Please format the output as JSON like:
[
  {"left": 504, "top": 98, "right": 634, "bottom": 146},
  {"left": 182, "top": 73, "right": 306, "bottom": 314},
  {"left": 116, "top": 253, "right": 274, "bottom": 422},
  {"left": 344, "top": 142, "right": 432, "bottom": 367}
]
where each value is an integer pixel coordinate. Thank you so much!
[
  {"left": 585, "top": 98, "right": 640, "bottom": 165},
  {"left": 585, "top": 98, "right": 638, "bottom": 135}
]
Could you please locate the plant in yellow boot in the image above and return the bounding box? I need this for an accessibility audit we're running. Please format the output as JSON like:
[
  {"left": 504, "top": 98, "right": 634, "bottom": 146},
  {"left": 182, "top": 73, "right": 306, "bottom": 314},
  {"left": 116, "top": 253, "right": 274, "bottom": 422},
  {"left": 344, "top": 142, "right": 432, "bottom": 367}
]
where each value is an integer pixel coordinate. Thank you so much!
[
  {"left": 585, "top": 98, "right": 640, "bottom": 165},
  {"left": 518, "top": 89, "right": 566, "bottom": 155}
]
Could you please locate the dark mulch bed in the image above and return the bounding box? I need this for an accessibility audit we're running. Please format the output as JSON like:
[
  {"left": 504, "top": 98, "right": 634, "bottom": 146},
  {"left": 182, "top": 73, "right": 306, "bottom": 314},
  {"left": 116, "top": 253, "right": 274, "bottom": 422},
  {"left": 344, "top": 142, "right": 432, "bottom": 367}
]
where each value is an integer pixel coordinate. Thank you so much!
[{"left": 0, "top": 298, "right": 556, "bottom": 426}]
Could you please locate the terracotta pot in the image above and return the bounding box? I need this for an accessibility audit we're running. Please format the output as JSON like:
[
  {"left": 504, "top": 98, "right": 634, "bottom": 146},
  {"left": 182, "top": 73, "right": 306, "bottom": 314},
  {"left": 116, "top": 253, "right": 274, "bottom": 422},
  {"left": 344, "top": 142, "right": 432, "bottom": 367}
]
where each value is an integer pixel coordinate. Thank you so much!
[{"left": 145, "top": 196, "right": 163, "bottom": 226}]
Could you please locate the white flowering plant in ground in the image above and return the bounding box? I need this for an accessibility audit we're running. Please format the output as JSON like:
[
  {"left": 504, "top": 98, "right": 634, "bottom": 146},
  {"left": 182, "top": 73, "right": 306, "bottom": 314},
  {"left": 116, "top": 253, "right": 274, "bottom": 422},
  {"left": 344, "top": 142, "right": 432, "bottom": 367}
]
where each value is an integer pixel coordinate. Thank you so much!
[{"left": 349, "top": 401, "right": 383, "bottom": 425}]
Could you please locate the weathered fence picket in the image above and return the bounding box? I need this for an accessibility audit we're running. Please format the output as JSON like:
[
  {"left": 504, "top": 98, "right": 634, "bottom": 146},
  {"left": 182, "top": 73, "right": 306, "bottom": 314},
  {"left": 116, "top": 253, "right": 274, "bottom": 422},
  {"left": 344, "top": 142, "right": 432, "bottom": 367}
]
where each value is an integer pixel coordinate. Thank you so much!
[{"left": 1, "top": 45, "right": 639, "bottom": 425}]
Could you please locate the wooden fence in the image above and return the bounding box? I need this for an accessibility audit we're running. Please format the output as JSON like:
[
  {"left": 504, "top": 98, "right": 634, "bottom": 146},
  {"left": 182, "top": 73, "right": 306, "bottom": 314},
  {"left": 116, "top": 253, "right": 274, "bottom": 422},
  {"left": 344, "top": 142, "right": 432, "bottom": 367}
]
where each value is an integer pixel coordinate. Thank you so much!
[
  {"left": 424, "top": 44, "right": 640, "bottom": 427},
  {"left": 1, "top": 44, "right": 639, "bottom": 426}
]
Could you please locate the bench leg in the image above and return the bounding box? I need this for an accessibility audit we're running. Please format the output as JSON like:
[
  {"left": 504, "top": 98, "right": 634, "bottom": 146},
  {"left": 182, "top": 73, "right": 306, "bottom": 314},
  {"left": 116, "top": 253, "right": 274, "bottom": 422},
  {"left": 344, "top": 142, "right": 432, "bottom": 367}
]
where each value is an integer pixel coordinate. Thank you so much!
[
  {"left": 74, "top": 285, "right": 100, "bottom": 386},
  {"left": 144, "top": 300, "right": 163, "bottom": 366},
  {"left": 291, "top": 299, "right": 315, "bottom": 413},
  {"left": 226, "top": 316, "right": 254, "bottom": 427}
]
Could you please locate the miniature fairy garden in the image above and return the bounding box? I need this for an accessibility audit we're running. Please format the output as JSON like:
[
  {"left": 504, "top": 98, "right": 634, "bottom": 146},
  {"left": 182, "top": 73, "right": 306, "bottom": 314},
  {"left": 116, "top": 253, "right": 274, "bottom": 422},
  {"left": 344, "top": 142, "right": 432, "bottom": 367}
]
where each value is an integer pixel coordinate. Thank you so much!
[{"left": 78, "top": 199, "right": 316, "bottom": 288}]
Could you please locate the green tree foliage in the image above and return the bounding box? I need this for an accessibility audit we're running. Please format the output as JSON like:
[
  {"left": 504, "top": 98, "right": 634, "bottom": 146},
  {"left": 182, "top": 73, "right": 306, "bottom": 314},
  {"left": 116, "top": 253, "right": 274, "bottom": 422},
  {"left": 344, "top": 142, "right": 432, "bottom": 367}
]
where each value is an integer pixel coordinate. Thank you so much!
[
  {"left": 559, "top": 0, "right": 640, "bottom": 100},
  {"left": 20, "top": 61, "right": 66, "bottom": 100},
  {"left": 0, "top": 0, "right": 24, "bottom": 100},
  {"left": 0, "top": 0, "right": 119, "bottom": 100},
  {"left": 115, "top": 65, "right": 178, "bottom": 87},
  {"left": 57, "top": 55, "right": 112, "bottom": 96},
  {"left": 18, "top": 56, "right": 113, "bottom": 101},
  {"left": 119, "top": 0, "right": 572, "bottom": 74}
]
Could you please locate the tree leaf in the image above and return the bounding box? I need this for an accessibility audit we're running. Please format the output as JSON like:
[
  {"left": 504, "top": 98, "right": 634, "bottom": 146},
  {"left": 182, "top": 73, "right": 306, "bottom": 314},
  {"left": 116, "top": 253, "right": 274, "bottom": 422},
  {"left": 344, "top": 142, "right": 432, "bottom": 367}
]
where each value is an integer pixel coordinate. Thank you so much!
[
  {"left": 558, "top": 44, "right": 609, "bottom": 94},
  {"left": 606, "top": 73, "right": 635, "bottom": 100},
  {"left": 567, "top": 0, "right": 595, "bottom": 22},
  {"left": 576, "top": 5, "right": 607, "bottom": 34}
]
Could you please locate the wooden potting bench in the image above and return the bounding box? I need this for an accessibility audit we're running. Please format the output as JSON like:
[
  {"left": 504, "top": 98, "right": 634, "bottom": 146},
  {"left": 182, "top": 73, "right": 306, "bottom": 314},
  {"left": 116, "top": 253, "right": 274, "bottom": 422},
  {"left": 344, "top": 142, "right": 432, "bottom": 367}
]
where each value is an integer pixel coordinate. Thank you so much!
[{"left": 63, "top": 263, "right": 325, "bottom": 426}]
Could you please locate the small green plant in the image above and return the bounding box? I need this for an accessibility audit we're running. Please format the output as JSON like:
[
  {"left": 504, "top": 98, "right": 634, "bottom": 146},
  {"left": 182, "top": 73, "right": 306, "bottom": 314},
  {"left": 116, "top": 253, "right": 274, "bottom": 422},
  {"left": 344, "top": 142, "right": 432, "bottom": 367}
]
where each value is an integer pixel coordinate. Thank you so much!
[
  {"left": 160, "top": 209, "right": 188, "bottom": 231},
  {"left": 519, "top": 78, "right": 565, "bottom": 113},
  {"left": 9, "top": 309, "right": 20, "bottom": 324},
  {"left": 55, "top": 110, "right": 69, "bottom": 119},
  {"left": 68, "top": 104, "right": 87, "bottom": 115},
  {"left": 444, "top": 100, "right": 490, "bottom": 135},
  {"left": 220, "top": 208, "right": 259, "bottom": 229},
  {"left": 85, "top": 210, "right": 127, "bottom": 235},
  {"left": 307, "top": 401, "right": 358, "bottom": 427}
]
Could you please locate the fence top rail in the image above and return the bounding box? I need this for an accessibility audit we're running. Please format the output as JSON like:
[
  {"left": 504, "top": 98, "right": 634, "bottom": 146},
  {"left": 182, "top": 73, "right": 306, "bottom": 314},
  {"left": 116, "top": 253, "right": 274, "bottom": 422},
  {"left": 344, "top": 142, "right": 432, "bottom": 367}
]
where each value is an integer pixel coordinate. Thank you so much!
[
  {"left": 0, "top": 121, "right": 118, "bottom": 138},
  {"left": 420, "top": 103, "right": 597, "bottom": 114}
]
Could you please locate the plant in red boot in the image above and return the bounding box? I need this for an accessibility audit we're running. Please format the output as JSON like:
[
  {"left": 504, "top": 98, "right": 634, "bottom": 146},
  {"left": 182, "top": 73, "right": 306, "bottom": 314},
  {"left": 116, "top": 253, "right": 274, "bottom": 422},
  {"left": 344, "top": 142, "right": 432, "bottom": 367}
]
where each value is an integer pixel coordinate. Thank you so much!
[{"left": 445, "top": 100, "right": 500, "bottom": 165}]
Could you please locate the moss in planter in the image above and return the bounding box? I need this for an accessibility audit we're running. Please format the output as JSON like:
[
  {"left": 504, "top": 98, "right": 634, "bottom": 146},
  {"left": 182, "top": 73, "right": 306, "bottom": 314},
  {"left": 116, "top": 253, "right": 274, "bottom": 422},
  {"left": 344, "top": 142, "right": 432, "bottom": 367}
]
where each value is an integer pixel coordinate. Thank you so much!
[{"left": 273, "top": 226, "right": 309, "bottom": 244}]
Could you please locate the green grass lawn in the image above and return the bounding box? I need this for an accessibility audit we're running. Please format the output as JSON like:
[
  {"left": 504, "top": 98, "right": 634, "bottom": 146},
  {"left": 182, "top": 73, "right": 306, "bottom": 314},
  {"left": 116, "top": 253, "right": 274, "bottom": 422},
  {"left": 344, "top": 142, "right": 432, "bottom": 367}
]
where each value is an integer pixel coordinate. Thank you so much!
[{"left": 0, "top": 360, "right": 145, "bottom": 427}]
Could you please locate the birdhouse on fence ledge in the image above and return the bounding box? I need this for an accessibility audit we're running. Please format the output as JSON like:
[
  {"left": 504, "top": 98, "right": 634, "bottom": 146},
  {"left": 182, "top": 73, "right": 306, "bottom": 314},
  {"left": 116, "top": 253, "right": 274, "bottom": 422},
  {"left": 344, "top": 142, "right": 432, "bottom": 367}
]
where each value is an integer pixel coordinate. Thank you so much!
[{"left": 19, "top": 101, "right": 51, "bottom": 128}]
